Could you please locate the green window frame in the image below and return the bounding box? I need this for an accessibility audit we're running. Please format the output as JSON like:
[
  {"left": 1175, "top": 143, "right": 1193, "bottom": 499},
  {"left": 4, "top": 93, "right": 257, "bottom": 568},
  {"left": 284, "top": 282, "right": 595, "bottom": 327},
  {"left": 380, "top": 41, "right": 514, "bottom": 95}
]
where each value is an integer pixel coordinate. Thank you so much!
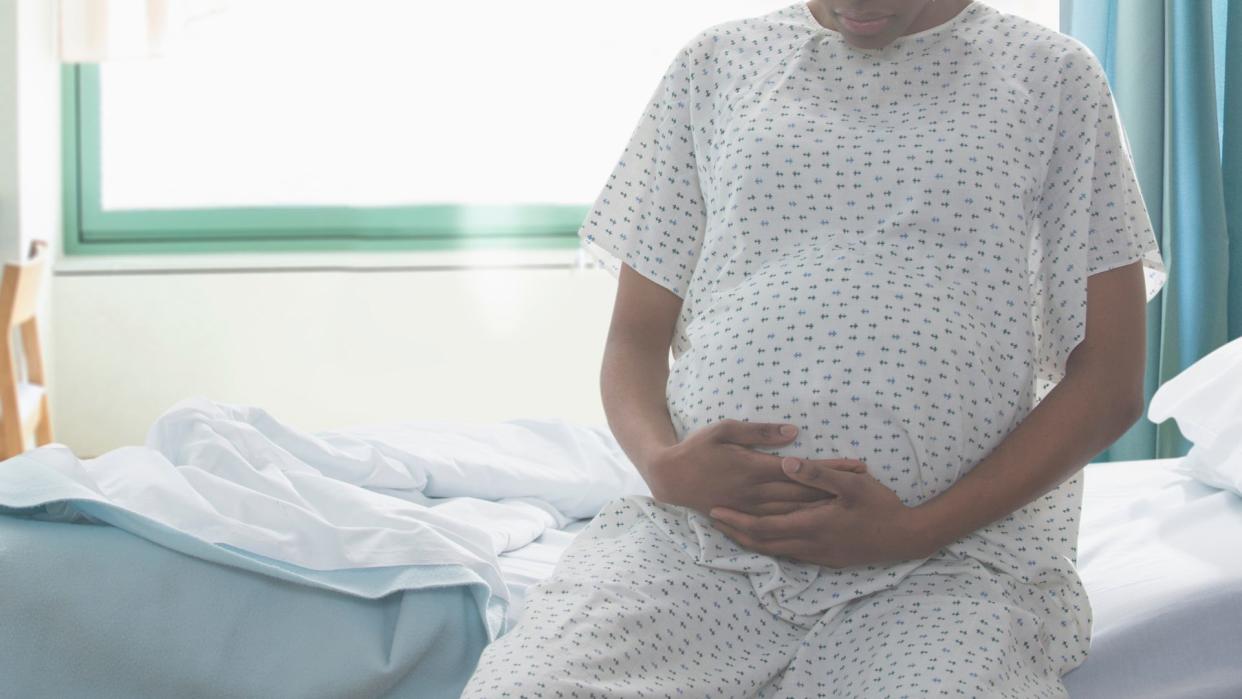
[{"left": 62, "top": 65, "right": 586, "bottom": 255}]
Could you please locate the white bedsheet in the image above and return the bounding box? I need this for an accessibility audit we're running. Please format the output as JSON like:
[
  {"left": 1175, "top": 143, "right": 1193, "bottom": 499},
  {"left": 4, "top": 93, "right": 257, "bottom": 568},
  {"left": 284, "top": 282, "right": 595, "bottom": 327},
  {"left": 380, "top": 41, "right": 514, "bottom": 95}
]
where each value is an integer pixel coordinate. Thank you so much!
[
  {"left": 497, "top": 458, "right": 1242, "bottom": 698},
  {"left": 1064, "top": 457, "right": 1242, "bottom": 698},
  {"left": 497, "top": 520, "right": 592, "bottom": 630}
]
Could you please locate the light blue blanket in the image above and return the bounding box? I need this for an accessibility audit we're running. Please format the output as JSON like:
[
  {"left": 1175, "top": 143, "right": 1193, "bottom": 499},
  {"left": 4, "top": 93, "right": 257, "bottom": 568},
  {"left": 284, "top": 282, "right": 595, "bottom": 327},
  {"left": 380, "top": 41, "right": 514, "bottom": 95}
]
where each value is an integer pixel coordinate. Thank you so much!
[
  {"left": 0, "top": 450, "right": 506, "bottom": 698},
  {"left": 0, "top": 510, "right": 492, "bottom": 698}
]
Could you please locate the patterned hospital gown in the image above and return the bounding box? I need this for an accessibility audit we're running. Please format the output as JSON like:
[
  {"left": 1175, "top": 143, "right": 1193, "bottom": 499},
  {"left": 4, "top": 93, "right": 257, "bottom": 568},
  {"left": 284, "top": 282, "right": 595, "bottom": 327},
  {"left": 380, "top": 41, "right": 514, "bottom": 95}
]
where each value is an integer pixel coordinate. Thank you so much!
[{"left": 463, "top": 1, "right": 1167, "bottom": 697}]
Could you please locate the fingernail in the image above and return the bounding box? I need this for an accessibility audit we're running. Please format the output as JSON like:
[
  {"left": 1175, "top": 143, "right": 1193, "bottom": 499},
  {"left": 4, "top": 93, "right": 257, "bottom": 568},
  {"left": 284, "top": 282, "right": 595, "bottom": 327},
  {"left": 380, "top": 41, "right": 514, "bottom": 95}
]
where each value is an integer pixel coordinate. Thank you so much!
[
  {"left": 780, "top": 424, "right": 798, "bottom": 436},
  {"left": 782, "top": 457, "right": 801, "bottom": 474}
]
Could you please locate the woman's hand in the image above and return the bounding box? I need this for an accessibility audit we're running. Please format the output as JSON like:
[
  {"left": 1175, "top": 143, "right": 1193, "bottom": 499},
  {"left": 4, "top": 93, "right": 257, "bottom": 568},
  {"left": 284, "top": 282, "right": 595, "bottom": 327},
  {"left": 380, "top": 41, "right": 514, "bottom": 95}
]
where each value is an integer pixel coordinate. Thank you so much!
[
  {"left": 707, "top": 456, "right": 939, "bottom": 567},
  {"left": 646, "top": 419, "right": 868, "bottom": 518}
]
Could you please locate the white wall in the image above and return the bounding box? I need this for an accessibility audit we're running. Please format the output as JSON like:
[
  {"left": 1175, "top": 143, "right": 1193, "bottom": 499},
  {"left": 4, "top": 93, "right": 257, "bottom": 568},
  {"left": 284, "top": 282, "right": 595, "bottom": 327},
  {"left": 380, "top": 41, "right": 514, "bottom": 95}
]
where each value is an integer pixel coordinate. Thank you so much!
[
  {"left": 15, "top": 0, "right": 58, "bottom": 262},
  {"left": 0, "top": 0, "right": 60, "bottom": 260},
  {"left": 0, "top": 0, "right": 16, "bottom": 260},
  {"left": 52, "top": 252, "right": 620, "bottom": 456}
]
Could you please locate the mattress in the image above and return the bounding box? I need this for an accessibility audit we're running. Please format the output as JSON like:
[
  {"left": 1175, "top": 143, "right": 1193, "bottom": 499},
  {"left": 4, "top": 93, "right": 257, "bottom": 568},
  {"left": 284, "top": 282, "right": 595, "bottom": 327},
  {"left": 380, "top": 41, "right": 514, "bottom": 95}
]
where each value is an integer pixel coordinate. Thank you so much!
[
  {"left": 496, "top": 458, "right": 1242, "bottom": 699},
  {"left": 0, "top": 514, "right": 491, "bottom": 699},
  {"left": 0, "top": 510, "right": 587, "bottom": 699}
]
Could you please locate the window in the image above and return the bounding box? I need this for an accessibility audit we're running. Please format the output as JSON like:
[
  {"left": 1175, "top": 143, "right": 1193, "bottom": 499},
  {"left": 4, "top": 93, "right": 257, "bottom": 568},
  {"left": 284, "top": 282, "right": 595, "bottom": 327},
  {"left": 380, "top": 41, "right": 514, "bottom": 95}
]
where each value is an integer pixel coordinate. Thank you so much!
[{"left": 63, "top": 0, "right": 1057, "bottom": 254}]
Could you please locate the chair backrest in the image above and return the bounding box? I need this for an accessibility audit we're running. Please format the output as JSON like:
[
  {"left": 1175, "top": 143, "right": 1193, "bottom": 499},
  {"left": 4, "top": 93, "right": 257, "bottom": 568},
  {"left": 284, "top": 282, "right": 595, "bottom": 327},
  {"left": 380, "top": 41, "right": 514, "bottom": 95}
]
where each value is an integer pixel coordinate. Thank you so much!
[
  {"left": 0, "top": 246, "right": 49, "bottom": 330},
  {"left": 0, "top": 243, "right": 53, "bottom": 457}
]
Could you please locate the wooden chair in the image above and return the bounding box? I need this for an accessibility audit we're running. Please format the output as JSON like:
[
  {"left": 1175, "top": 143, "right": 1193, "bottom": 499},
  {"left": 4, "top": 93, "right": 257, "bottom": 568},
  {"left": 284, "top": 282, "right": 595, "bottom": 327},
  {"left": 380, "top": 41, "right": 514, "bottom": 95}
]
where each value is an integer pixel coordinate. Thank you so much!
[{"left": 0, "top": 242, "right": 53, "bottom": 458}]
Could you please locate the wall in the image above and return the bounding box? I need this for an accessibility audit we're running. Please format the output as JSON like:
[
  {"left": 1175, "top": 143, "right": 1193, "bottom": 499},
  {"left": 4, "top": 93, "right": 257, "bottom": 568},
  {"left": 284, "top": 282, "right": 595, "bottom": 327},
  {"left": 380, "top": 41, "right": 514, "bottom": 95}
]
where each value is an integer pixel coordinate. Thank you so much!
[
  {"left": 52, "top": 251, "right": 620, "bottom": 456},
  {"left": 15, "top": 0, "right": 58, "bottom": 263},
  {"left": 0, "top": 0, "right": 60, "bottom": 260},
  {"left": 0, "top": 0, "right": 16, "bottom": 259}
]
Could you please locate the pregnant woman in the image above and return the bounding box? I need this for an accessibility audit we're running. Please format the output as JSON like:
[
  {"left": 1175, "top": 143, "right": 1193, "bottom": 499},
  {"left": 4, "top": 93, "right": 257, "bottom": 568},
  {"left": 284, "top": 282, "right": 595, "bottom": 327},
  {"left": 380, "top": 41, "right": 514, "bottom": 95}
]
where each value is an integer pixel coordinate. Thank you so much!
[{"left": 464, "top": 0, "right": 1166, "bottom": 696}]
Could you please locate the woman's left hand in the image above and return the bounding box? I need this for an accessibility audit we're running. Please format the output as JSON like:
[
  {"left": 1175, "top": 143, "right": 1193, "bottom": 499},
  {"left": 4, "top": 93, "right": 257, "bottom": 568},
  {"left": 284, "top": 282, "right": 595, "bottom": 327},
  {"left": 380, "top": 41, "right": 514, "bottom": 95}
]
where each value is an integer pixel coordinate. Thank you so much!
[{"left": 708, "top": 457, "right": 940, "bottom": 568}]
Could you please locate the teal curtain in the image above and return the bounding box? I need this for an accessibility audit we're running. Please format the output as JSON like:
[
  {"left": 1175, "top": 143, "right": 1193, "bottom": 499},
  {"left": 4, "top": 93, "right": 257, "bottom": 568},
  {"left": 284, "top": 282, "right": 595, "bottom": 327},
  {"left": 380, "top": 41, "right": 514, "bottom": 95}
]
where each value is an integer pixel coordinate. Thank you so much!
[{"left": 1062, "top": 0, "right": 1241, "bottom": 461}]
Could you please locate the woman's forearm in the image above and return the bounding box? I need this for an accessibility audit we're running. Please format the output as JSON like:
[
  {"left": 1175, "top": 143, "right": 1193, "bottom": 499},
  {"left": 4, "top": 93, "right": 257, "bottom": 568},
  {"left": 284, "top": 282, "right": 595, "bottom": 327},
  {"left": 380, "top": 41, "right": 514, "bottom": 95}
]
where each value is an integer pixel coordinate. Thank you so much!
[
  {"left": 908, "top": 260, "right": 1150, "bottom": 555},
  {"left": 600, "top": 265, "right": 697, "bottom": 494},
  {"left": 910, "top": 361, "right": 1144, "bottom": 556},
  {"left": 599, "top": 335, "right": 680, "bottom": 486}
]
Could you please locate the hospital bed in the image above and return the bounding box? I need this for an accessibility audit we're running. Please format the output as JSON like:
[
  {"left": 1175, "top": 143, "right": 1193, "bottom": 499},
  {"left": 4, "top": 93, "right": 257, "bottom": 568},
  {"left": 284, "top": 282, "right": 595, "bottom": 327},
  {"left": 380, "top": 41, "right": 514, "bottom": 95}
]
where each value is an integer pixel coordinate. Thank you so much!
[{"left": 2, "top": 451, "right": 1239, "bottom": 698}]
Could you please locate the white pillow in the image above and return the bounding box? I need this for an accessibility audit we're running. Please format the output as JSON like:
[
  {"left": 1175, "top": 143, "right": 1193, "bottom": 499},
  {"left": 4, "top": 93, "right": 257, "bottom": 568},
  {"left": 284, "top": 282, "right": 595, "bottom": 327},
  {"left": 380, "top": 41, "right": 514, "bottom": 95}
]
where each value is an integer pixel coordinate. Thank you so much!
[{"left": 1147, "top": 336, "right": 1242, "bottom": 495}]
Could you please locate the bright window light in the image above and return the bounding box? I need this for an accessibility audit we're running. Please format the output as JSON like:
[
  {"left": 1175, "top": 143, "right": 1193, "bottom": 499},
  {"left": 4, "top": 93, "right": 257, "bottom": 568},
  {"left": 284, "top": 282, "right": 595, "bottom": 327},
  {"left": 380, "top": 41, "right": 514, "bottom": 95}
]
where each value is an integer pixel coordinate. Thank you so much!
[{"left": 97, "top": 0, "right": 1059, "bottom": 212}]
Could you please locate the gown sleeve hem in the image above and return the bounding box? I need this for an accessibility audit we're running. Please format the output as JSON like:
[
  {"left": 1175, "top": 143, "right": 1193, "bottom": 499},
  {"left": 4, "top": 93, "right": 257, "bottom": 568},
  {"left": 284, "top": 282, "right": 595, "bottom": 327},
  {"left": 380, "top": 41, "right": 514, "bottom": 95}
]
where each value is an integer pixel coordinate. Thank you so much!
[{"left": 577, "top": 233, "right": 689, "bottom": 300}]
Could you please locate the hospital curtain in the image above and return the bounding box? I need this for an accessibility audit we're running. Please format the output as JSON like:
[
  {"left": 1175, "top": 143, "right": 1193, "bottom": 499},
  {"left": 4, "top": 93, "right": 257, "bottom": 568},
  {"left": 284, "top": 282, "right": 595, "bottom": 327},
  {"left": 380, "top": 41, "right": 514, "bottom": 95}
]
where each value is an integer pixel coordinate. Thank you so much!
[{"left": 1062, "top": 0, "right": 1242, "bottom": 462}]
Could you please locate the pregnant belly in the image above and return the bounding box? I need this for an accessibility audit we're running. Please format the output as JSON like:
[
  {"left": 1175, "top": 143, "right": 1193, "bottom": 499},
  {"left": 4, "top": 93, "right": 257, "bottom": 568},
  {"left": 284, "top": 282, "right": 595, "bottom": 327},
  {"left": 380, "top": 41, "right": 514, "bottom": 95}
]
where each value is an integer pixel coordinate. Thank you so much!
[{"left": 666, "top": 247, "right": 1010, "bottom": 505}]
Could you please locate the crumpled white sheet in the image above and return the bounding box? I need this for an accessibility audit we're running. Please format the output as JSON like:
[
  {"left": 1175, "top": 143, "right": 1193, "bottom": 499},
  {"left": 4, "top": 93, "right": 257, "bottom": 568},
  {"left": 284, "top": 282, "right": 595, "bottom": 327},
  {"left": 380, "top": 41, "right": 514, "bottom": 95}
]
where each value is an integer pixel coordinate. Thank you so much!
[{"left": 13, "top": 396, "right": 650, "bottom": 606}]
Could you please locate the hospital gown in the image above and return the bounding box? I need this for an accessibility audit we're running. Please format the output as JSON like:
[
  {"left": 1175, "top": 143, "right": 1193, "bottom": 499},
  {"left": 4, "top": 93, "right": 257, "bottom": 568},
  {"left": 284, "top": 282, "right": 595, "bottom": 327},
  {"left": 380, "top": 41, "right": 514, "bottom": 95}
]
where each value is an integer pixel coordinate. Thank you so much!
[{"left": 463, "top": 1, "right": 1166, "bottom": 696}]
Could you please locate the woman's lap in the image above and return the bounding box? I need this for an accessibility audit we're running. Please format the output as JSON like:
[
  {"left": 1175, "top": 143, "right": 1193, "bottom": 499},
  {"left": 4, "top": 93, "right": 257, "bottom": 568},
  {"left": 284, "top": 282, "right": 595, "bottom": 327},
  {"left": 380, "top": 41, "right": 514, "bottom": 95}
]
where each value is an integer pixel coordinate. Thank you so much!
[
  {"left": 765, "top": 566, "right": 1068, "bottom": 698},
  {"left": 460, "top": 498, "right": 1070, "bottom": 699}
]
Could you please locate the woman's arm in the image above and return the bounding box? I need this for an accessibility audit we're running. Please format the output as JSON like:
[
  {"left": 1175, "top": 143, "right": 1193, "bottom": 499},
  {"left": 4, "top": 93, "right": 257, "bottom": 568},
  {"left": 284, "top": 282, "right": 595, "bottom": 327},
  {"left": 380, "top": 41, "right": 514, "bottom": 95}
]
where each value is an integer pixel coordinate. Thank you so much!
[
  {"left": 599, "top": 264, "right": 685, "bottom": 480},
  {"left": 706, "top": 259, "right": 1150, "bottom": 566},
  {"left": 910, "top": 259, "right": 1148, "bottom": 553}
]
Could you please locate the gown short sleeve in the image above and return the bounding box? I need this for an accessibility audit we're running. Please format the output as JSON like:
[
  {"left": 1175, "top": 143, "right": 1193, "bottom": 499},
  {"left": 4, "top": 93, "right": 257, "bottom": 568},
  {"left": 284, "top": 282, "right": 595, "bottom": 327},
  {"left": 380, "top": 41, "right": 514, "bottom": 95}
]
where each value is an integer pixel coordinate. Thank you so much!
[
  {"left": 577, "top": 41, "right": 707, "bottom": 299},
  {"left": 1027, "top": 45, "right": 1168, "bottom": 403}
]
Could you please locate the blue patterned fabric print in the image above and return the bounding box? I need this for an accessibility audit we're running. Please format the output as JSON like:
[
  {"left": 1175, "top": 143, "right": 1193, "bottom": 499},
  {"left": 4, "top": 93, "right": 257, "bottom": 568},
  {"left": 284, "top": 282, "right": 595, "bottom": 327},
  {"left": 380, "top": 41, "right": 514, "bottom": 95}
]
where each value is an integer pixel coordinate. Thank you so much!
[{"left": 468, "top": 2, "right": 1167, "bottom": 696}]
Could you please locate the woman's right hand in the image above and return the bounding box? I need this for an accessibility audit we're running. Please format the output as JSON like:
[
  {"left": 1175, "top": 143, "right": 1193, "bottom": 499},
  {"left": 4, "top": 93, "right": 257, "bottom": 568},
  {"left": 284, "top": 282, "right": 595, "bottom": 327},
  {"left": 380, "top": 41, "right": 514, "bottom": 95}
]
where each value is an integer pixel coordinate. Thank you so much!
[{"left": 644, "top": 419, "right": 867, "bottom": 518}]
